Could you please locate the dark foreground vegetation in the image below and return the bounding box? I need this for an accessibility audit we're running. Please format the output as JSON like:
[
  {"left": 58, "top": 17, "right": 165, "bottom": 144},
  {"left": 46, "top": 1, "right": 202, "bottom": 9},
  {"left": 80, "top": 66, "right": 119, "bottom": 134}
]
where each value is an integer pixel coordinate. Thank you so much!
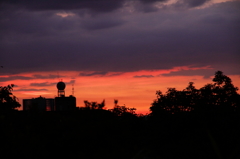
[
  {"left": 1, "top": 110, "right": 240, "bottom": 159},
  {"left": 0, "top": 71, "right": 240, "bottom": 159}
]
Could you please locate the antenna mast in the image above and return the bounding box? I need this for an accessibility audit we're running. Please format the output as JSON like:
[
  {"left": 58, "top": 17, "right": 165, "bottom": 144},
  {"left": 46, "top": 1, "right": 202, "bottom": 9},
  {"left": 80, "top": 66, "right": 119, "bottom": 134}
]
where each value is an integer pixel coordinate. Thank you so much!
[
  {"left": 57, "top": 72, "right": 60, "bottom": 81},
  {"left": 72, "top": 84, "right": 74, "bottom": 96}
]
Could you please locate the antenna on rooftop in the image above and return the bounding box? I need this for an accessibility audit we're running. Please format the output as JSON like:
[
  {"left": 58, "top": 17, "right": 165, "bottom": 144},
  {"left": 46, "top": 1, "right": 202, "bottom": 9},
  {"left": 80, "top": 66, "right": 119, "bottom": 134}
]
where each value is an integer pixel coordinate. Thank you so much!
[
  {"left": 72, "top": 84, "right": 74, "bottom": 96},
  {"left": 57, "top": 72, "right": 60, "bottom": 81}
]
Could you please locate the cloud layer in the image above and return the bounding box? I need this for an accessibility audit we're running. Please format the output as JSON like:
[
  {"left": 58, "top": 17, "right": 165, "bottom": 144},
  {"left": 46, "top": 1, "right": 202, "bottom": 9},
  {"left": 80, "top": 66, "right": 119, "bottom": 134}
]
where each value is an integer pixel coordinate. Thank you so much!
[
  {"left": 1, "top": 0, "right": 210, "bottom": 12},
  {"left": 1, "top": 0, "right": 239, "bottom": 77}
]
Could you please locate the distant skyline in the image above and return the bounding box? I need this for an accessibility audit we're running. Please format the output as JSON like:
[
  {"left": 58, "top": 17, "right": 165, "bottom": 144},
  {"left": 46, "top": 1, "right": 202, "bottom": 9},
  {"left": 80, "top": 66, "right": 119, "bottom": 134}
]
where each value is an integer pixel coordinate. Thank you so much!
[{"left": 1, "top": 0, "right": 239, "bottom": 113}]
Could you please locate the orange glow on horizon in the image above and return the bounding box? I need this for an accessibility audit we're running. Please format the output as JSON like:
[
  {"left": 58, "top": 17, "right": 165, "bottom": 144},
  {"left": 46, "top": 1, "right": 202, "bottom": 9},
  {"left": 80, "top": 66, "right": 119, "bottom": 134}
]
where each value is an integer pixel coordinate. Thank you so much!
[{"left": 1, "top": 66, "right": 240, "bottom": 114}]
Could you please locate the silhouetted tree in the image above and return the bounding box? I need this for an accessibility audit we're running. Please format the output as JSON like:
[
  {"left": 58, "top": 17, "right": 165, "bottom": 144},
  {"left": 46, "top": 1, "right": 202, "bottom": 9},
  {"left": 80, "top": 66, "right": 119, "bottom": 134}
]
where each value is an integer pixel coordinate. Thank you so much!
[
  {"left": 109, "top": 100, "right": 136, "bottom": 116},
  {"left": 0, "top": 84, "right": 21, "bottom": 111},
  {"left": 150, "top": 87, "right": 185, "bottom": 115},
  {"left": 150, "top": 90, "right": 169, "bottom": 115},
  {"left": 114, "top": 99, "right": 118, "bottom": 107},
  {"left": 198, "top": 71, "right": 239, "bottom": 112},
  {"left": 83, "top": 99, "right": 105, "bottom": 110},
  {"left": 97, "top": 99, "right": 105, "bottom": 109},
  {"left": 150, "top": 71, "right": 240, "bottom": 115},
  {"left": 182, "top": 82, "right": 200, "bottom": 111}
]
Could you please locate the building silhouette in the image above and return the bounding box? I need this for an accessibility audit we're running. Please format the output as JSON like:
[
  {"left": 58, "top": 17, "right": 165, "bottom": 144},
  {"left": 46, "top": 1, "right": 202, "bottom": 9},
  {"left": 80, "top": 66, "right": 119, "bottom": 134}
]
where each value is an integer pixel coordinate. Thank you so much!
[
  {"left": 55, "top": 81, "right": 76, "bottom": 111},
  {"left": 23, "top": 81, "right": 76, "bottom": 111},
  {"left": 23, "top": 96, "right": 54, "bottom": 111}
]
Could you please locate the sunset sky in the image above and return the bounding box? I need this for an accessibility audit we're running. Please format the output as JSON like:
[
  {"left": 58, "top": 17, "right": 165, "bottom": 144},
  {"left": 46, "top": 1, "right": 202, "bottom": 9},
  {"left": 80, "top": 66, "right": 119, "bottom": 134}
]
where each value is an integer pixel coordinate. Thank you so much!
[{"left": 0, "top": 0, "right": 239, "bottom": 114}]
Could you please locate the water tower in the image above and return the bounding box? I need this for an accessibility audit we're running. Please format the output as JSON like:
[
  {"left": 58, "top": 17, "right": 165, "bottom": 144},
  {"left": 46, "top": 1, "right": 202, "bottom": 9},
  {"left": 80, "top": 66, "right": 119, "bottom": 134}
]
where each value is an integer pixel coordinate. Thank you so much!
[
  {"left": 57, "top": 81, "right": 66, "bottom": 97},
  {"left": 55, "top": 81, "right": 76, "bottom": 111}
]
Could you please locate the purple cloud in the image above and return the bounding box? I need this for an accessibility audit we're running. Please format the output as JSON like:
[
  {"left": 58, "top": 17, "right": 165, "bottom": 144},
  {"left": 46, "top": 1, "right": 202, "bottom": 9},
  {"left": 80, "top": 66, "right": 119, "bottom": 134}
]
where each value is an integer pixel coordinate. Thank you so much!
[
  {"left": 0, "top": 76, "right": 33, "bottom": 82},
  {"left": 133, "top": 75, "right": 154, "bottom": 78},
  {"left": 0, "top": 0, "right": 239, "bottom": 77},
  {"left": 0, "top": 0, "right": 125, "bottom": 12},
  {"left": 30, "top": 82, "right": 56, "bottom": 87},
  {"left": 14, "top": 88, "right": 49, "bottom": 92}
]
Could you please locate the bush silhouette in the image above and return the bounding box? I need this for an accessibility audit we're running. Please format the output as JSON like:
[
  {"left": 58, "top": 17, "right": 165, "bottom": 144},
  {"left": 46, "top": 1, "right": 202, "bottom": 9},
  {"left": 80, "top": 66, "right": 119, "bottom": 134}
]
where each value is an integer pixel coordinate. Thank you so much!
[
  {"left": 150, "top": 71, "right": 239, "bottom": 115},
  {"left": 0, "top": 84, "right": 21, "bottom": 111}
]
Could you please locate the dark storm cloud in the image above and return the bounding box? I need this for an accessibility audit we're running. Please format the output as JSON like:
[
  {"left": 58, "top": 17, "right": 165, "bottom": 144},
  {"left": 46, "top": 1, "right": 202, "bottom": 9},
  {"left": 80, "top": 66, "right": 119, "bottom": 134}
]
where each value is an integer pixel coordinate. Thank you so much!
[
  {"left": 0, "top": 0, "right": 170, "bottom": 12},
  {"left": 0, "top": 74, "right": 64, "bottom": 82},
  {"left": 183, "top": 0, "right": 210, "bottom": 7},
  {"left": 79, "top": 71, "right": 108, "bottom": 76},
  {"left": 135, "top": 0, "right": 209, "bottom": 12},
  {"left": 174, "top": 0, "right": 211, "bottom": 8},
  {"left": 32, "top": 74, "right": 64, "bottom": 79},
  {"left": 30, "top": 82, "right": 56, "bottom": 87},
  {"left": 0, "top": 1, "right": 240, "bottom": 76},
  {"left": 161, "top": 69, "right": 214, "bottom": 79},
  {"left": 139, "top": 0, "right": 167, "bottom": 4},
  {"left": 14, "top": 88, "right": 49, "bottom": 92},
  {"left": 161, "top": 64, "right": 240, "bottom": 79},
  {"left": 133, "top": 75, "right": 154, "bottom": 78},
  {"left": 130, "top": 0, "right": 169, "bottom": 13},
  {"left": 0, "top": 76, "right": 33, "bottom": 82},
  {"left": 30, "top": 80, "right": 75, "bottom": 87},
  {"left": 65, "top": 80, "right": 75, "bottom": 84},
  {"left": 79, "top": 71, "right": 123, "bottom": 77},
  {"left": 80, "top": 16, "right": 125, "bottom": 30},
  {"left": 0, "top": 0, "right": 125, "bottom": 12}
]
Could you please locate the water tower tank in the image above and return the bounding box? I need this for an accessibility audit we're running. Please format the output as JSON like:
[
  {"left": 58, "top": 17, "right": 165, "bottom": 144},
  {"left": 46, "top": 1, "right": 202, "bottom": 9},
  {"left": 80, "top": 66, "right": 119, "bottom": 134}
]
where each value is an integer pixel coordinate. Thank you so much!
[{"left": 57, "top": 81, "right": 66, "bottom": 90}]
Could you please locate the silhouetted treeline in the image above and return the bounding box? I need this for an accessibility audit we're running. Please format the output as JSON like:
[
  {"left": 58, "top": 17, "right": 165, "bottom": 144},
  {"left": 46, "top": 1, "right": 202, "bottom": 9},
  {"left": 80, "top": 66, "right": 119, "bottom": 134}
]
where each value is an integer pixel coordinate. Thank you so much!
[
  {"left": 81, "top": 99, "right": 137, "bottom": 117},
  {"left": 0, "top": 71, "right": 240, "bottom": 158},
  {"left": 0, "top": 84, "right": 20, "bottom": 111},
  {"left": 1, "top": 110, "right": 240, "bottom": 159},
  {"left": 150, "top": 71, "right": 240, "bottom": 116}
]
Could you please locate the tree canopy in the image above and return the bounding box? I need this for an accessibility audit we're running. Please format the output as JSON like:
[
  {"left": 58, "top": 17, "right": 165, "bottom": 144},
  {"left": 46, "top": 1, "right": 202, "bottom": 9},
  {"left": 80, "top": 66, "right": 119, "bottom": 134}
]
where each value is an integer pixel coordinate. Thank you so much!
[
  {"left": 0, "top": 84, "right": 21, "bottom": 111},
  {"left": 150, "top": 71, "right": 240, "bottom": 115}
]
